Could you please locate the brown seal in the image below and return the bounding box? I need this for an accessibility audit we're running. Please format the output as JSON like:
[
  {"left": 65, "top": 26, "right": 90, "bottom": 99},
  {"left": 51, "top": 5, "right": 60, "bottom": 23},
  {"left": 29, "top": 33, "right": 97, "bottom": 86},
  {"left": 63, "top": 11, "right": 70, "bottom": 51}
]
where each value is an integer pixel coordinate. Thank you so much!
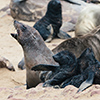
[
  {"left": 53, "top": 25, "right": 100, "bottom": 62},
  {"left": 11, "top": 20, "right": 57, "bottom": 89}
]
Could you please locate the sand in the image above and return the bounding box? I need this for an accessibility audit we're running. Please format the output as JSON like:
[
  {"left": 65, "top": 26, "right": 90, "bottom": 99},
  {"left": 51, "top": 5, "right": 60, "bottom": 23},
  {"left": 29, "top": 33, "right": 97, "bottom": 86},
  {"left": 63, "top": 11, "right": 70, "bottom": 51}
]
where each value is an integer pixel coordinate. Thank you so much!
[{"left": 1, "top": 0, "right": 100, "bottom": 100}]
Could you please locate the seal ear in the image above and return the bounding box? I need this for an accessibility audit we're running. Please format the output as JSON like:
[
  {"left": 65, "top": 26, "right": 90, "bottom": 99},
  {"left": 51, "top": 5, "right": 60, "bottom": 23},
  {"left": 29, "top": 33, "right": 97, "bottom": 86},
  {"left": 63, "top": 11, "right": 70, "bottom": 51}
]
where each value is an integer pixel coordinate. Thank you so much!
[
  {"left": 77, "top": 71, "right": 95, "bottom": 92},
  {"left": 31, "top": 64, "right": 59, "bottom": 72},
  {"left": 11, "top": 33, "right": 18, "bottom": 40}
]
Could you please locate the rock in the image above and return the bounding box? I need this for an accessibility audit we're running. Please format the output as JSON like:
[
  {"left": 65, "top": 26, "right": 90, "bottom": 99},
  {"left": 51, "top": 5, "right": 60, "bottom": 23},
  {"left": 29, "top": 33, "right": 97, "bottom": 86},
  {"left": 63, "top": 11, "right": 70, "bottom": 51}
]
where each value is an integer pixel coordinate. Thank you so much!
[{"left": 0, "top": 55, "right": 15, "bottom": 71}]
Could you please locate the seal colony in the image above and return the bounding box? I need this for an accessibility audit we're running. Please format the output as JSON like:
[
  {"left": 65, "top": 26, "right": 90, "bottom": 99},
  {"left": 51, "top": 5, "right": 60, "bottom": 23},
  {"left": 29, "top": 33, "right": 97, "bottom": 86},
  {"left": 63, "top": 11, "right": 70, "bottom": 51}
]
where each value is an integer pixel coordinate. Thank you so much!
[
  {"left": 10, "top": 0, "right": 100, "bottom": 92},
  {"left": 32, "top": 48, "right": 100, "bottom": 92},
  {"left": 11, "top": 20, "right": 57, "bottom": 89}
]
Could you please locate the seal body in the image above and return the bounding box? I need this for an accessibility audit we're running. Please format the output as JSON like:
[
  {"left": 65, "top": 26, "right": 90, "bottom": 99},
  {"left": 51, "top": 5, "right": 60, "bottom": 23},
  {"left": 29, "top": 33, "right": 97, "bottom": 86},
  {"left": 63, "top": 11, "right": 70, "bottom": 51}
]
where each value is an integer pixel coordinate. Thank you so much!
[
  {"left": 53, "top": 26, "right": 100, "bottom": 62},
  {"left": 75, "top": 5, "right": 100, "bottom": 36},
  {"left": 11, "top": 20, "right": 57, "bottom": 89},
  {"left": 31, "top": 50, "right": 78, "bottom": 87},
  {"left": 34, "top": 0, "right": 62, "bottom": 41}
]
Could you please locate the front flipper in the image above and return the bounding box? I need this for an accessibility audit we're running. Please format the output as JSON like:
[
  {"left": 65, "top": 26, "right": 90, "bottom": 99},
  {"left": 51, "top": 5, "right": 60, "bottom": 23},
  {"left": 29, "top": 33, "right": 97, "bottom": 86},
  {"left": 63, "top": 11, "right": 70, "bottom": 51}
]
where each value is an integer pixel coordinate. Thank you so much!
[
  {"left": 31, "top": 64, "right": 59, "bottom": 72},
  {"left": 45, "top": 24, "right": 54, "bottom": 43},
  {"left": 77, "top": 71, "right": 95, "bottom": 92}
]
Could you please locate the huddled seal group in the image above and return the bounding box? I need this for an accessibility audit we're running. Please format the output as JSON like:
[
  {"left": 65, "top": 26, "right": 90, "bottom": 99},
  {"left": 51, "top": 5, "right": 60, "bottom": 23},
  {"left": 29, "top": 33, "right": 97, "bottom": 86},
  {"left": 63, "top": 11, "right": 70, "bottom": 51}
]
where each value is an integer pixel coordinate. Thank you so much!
[
  {"left": 32, "top": 48, "right": 100, "bottom": 92},
  {"left": 9, "top": 0, "right": 100, "bottom": 93}
]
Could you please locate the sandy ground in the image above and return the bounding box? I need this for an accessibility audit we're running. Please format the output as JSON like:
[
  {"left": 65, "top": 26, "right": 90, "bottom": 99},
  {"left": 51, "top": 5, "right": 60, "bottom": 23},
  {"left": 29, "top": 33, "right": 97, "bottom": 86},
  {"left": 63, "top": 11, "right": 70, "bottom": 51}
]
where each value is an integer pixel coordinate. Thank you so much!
[
  {"left": 1, "top": 1, "right": 100, "bottom": 100},
  {"left": 0, "top": 0, "right": 75, "bottom": 89}
]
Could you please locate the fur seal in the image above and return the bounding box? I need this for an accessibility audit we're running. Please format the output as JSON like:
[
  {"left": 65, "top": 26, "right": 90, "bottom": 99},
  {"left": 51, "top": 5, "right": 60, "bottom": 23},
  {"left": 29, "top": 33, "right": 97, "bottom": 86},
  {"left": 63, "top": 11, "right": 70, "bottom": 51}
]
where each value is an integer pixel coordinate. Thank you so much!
[
  {"left": 0, "top": 55, "right": 15, "bottom": 71},
  {"left": 33, "top": 0, "right": 71, "bottom": 42},
  {"left": 33, "top": 0, "right": 62, "bottom": 41},
  {"left": 62, "top": 48, "right": 100, "bottom": 92},
  {"left": 11, "top": 20, "right": 57, "bottom": 89},
  {"left": 31, "top": 50, "right": 78, "bottom": 87},
  {"left": 75, "top": 5, "right": 100, "bottom": 36},
  {"left": 53, "top": 25, "right": 100, "bottom": 62}
]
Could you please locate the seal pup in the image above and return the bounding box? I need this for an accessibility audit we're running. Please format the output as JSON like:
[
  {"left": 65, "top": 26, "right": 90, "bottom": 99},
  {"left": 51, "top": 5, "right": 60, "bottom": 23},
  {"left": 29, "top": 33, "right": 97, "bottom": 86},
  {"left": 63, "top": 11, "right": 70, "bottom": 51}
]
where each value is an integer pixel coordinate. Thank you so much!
[
  {"left": 61, "top": 48, "right": 100, "bottom": 92},
  {"left": 11, "top": 20, "right": 57, "bottom": 89},
  {"left": 31, "top": 50, "right": 78, "bottom": 87},
  {"left": 0, "top": 55, "right": 15, "bottom": 71}
]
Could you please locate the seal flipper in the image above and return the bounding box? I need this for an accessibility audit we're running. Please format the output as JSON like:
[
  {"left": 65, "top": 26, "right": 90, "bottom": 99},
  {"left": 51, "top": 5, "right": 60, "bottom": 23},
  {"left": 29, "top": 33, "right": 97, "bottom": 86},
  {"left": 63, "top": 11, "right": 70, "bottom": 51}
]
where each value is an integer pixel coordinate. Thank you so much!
[
  {"left": 31, "top": 64, "right": 59, "bottom": 72},
  {"left": 45, "top": 24, "right": 54, "bottom": 43},
  {"left": 77, "top": 71, "right": 95, "bottom": 92}
]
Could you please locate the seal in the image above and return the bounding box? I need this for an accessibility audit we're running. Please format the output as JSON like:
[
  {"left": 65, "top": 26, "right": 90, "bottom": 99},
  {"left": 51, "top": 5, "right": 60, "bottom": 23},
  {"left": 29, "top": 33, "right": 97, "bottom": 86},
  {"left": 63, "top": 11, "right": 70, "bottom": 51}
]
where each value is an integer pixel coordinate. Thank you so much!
[
  {"left": 33, "top": 0, "right": 62, "bottom": 42},
  {"left": 11, "top": 20, "right": 57, "bottom": 89},
  {"left": 75, "top": 5, "right": 100, "bottom": 36},
  {"left": 53, "top": 25, "right": 100, "bottom": 62},
  {"left": 31, "top": 50, "right": 78, "bottom": 88},
  {"left": 33, "top": 0, "right": 71, "bottom": 42},
  {"left": 61, "top": 48, "right": 100, "bottom": 92}
]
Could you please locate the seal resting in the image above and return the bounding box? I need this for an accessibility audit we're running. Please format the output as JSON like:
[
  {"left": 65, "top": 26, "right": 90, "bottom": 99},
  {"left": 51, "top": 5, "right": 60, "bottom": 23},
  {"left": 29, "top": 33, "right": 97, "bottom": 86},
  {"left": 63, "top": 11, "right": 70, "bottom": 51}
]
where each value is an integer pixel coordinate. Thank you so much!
[
  {"left": 0, "top": 55, "right": 15, "bottom": 71},
  {"left": 53, "top": 25, "right": 100, "bottom": 62},
  {"left": 33, "top": 0, "right": 71, "bottom": 42},
  {"left": 11, "top": 20, "right": 57, "bottom": 89},
  {"left": 75, "top": 5, "right": 100, "bottom": 36},
  {"left": 62, "top": 48, "right": 100, "bottom": 92},
  {"left": 10, "top": 0, "right": 46, "bottom": 21},
  {"left": 31, "top": 50, "right": 78, "bottom": 87}
]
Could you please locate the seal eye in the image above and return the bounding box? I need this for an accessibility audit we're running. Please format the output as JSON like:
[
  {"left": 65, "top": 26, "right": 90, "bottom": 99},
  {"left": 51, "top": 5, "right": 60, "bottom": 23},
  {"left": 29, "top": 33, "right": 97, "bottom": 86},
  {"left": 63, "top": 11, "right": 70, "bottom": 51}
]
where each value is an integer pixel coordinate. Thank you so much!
[{"left": 22, "top": 25, "right": 27, "bottom": 31}]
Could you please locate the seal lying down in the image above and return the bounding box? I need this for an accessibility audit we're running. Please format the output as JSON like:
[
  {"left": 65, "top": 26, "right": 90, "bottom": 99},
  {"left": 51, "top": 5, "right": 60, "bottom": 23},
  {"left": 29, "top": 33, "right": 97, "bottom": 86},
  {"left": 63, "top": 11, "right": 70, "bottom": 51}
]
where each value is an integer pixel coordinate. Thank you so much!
[
  {"left": 32, "top": 50, "right": 78, "bottom": 87},
  {"left": 32, "top": 48, "right": 100, "bottom": 92}
]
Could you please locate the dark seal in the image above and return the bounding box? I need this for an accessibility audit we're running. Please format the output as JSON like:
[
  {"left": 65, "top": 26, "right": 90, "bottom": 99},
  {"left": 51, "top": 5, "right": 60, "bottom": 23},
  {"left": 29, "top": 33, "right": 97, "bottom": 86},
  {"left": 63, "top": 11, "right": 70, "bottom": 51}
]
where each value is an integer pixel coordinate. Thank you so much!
[
  {"left": 31, "top": 50, "right": 78, "bottom": 88},
  {"left": 33, "top": 0, "right": 62, "bottom": 41}
]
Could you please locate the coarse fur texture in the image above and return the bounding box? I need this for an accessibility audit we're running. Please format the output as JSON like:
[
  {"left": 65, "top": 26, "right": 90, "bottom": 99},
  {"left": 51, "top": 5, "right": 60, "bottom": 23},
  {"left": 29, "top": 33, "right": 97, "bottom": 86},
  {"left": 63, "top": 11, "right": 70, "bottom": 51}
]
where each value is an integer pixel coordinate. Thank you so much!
[
  {"left": 11, "top": 20, "right": 57, "bottom": 89},
  {"left": 75, "top": 5, "right": 100, "bottom": 36},
  {"left": 53, "top": 25, "right": 100, "bottom": 62},
  {"left": 31, "top": 50, "right": 78, "bottom": 87}
]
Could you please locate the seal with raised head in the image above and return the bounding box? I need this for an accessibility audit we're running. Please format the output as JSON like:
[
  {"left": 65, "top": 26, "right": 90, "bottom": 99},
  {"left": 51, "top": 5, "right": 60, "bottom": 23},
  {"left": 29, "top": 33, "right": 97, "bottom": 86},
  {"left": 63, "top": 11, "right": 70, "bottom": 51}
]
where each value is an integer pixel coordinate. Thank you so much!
[
  {"left": 11, "top": 20, "right": 57, "bottom": 89},
  {"left": 33, "top": 0, "right": 71, "bottom": 42},
  {"left": 31, "top": 50, "right": 78, "bottom": 87}
]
